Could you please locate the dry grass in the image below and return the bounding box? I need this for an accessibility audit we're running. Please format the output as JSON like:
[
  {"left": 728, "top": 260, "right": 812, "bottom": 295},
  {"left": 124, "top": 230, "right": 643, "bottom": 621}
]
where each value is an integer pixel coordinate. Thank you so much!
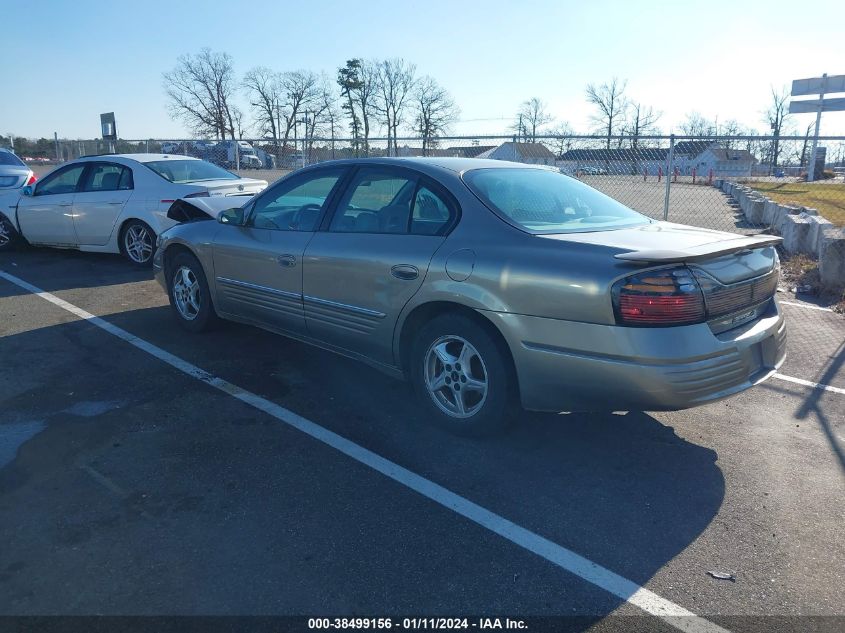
[
  {"left": 747, "top": 181, "right": 845, "bottom": 227},
  {"left": 778, "top": 250, "right": 845, "bottom": 314}
]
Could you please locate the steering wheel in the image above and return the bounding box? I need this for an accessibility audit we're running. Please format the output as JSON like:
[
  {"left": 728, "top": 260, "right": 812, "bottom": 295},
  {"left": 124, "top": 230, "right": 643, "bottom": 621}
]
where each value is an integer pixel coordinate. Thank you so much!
[{"left": 289, "top": 203, "right": 323, "bottom": 230}]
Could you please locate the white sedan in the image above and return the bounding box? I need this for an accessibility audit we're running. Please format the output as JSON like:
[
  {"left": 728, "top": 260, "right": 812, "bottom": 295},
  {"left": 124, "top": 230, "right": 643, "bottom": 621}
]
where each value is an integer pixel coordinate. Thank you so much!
[{"left": 0, "top": 153, "right": 267, "bottom": 265}]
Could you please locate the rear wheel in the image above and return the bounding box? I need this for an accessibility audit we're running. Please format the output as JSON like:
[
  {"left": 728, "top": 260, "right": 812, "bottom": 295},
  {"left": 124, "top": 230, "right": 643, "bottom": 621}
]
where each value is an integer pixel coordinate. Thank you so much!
[
  {"left": 410, "top": 313, "right": 515, "bottom": 436},
  {"left": 120, "top": 220, "right": 156, "bottom": 266},
  {"left": 167, "top": 252, "right": 218, "bottom": 332}
]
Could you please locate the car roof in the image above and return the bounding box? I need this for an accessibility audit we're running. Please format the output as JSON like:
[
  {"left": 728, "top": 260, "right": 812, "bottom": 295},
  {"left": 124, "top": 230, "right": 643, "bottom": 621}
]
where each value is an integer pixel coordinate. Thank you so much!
[{"left": 305, "top": 156, "right": 544, "bottom": 175}]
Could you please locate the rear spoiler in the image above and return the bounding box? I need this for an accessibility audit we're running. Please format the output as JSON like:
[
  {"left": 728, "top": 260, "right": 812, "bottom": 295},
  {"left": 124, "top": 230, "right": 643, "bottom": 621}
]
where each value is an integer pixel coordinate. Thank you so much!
[{"left": 614, "top": 234, "right": 782, "bottom": 263}]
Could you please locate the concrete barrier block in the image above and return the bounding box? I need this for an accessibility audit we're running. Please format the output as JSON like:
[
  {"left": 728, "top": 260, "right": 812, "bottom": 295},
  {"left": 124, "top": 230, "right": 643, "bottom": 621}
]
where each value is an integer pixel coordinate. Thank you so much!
[
  {"left": 819, "top": 227, "right": 845, "bottom": 290},
  {"left": 799, "top": 207, "right": 819, "bottom": 216},
  {"left": 763, "top": 199, "right": 778, "bottom": 225},
  {"left": 773, "top": 205, "right": 800, "bottom": 234},
  {"left": 807, "top": 215, "right": 834, "bottom": 254},
  {"left": 749, "top": 198, "right": 765, "bottom": 224},
  {"left": 715, "top": 179, "right": 723, "bottom": 189},
  {"left": 781, "top": 214, "right": 813, "bottom": 254}
]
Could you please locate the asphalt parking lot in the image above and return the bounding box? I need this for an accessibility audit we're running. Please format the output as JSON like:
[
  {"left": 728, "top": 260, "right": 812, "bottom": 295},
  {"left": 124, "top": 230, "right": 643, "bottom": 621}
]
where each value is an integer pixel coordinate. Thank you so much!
[{"left": 1, "top": 247, "right": 843, "bottom": 633}]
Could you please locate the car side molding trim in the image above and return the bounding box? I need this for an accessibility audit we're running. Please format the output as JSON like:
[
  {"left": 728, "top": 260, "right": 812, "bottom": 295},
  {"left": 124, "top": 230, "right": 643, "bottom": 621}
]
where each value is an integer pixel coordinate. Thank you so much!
[
  {"left": 216, "top": 276, "right": 301, "bottom": 301},
  {"left": 303, "top": 294, "right": 387, "bottom": 319}
]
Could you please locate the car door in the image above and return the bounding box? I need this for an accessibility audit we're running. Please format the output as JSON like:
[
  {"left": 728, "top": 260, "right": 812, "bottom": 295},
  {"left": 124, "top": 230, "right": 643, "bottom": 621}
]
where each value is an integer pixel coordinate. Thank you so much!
[
  {"left": 16, "top": 163, "right": 86, "bottom": 245},
  {"left": 211, "top": 167, "right": 346, "bottom": 335},
  {"left": 302, "top": 166, "right": 457, "bottom": 364},
  {"left": 72, "top": 162, "right": 134, "bottom": 245}
]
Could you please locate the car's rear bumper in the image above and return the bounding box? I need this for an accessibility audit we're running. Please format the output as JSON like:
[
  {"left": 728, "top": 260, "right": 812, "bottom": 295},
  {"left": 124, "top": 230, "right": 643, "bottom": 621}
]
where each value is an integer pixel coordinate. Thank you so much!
[{"left": 484, "top": 300, "right": 787, "bottom": 412}]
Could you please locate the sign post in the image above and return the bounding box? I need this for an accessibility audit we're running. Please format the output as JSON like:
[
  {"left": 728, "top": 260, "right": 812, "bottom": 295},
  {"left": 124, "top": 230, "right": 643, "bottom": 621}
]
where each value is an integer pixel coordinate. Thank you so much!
[
  {"left": 790, "top": 74, "right": 845, "bottom": 181},
  {"left": 100, "top": 112, "right": 117, "bottom": 154}
]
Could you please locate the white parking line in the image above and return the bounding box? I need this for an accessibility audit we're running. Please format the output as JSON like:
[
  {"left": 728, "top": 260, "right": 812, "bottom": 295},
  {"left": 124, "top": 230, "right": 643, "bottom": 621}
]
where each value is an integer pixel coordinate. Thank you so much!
[
  {"left": 773, "top": 373, "right": 845, "bottom": 395},
  {"left": 0, "top": 270, "right": 726, "bottom": 633},
  {"left": 780, "top": 301, "right": 835, "bottom": 312}
]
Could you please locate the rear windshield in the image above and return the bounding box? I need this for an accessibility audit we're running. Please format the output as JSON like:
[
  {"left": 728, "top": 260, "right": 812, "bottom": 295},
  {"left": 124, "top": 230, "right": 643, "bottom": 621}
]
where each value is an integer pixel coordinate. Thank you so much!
[
  {"left": 0, "top": 151, "right": 26, "bottom": 167},
  {"left": 144, "top": 159, "right": 238, "bottom": 183},
  {"left": 462, "top": 168, "right": 650, "bottom": 234}
]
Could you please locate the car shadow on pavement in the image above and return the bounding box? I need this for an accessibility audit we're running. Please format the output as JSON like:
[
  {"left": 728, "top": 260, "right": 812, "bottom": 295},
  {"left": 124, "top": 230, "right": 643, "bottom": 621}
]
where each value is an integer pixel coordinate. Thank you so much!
[
  {"left": 0, "top": 305, "right": 725, "bottom": 621},
  {"left": 0, "top": 247, "right": 152, "bottom": 296}
]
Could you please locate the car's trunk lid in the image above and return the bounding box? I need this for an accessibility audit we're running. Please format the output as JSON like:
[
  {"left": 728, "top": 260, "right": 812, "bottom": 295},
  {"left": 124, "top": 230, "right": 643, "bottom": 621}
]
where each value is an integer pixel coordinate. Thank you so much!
[
  {"left": 190, "top": 178, "right": 267, "bottom": 197},
  {"left": 540, "top": 221, "right": 780, "bottom": 283}
]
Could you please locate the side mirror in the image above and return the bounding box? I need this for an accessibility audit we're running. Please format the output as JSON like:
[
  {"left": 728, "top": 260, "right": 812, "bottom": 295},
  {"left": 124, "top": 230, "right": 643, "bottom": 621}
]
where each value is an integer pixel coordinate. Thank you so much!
[
  {"left": 22, "top": 185, "right": 34, "bottom": 197},
  {"left": 218, "top": 206, "right": 245, "bottom": 226}
]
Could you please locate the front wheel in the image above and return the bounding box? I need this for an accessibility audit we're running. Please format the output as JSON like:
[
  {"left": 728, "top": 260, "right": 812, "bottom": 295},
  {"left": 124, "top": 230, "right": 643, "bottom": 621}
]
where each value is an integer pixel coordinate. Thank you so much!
[
  {"left": 410, "top": 313, "right": 516, "bottom": 437},
  {"left": 120, "top": 220, "right": 156, "bottom": 266},
  {"left": 0, "top": 215, "right": 21, "bottom": 251},
  {"left": 167, "top": 252, "right": 218, "bottom": 332}
]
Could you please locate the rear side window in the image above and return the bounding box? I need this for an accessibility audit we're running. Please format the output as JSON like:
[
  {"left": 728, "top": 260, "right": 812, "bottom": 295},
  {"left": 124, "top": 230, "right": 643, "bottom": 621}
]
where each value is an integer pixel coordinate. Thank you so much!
[
  {"left": 82, "top": 163, "right": 133, "bottom": 192},
  {"left": 330, "top": 168, "right": 417, "bottom": 234},
  {"left": 35, "top": 164, "right": 86, "bottom": 195},
  {"left": 412, "top": 185, "right": 454, "bottom": 235},
  {"left": 0, "top": 151, "right": 25, "bottom": 167},
  {"left": 463, "top": 168, "right": 649, "bottom": 234}
]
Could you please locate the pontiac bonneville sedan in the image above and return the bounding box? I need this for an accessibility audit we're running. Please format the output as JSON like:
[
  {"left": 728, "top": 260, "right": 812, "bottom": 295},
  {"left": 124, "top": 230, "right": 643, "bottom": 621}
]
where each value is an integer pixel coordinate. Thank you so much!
[{"left": 153, "top": 158, "right": 786, "bottom": 435}]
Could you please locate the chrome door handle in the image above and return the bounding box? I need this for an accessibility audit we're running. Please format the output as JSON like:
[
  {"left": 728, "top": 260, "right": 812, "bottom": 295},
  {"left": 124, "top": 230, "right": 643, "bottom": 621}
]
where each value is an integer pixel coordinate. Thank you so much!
[
  {"left": 58, "top": 203, "right": 72, "bottom": 207},
  {"left": 391, "top": 264, "right": 419, "bottom": 280},
  {"left": 277, "top": 254, "right": 297, "bottom": 268},
  {"left": 107, "top": 201, "right": 124, "bottom": 205}
]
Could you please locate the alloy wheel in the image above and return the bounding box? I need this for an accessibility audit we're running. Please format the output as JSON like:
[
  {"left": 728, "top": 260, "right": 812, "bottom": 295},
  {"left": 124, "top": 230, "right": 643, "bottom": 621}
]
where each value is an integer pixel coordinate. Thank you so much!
[
  {"left": 172, "top": 265, "right": 201, "bottom": 321},
  {"left": 424, "top": 335, "right": 489, "bottom": 419},
  {"left": 0, "top": 218, "right": 11, "bottom": 247},
  {"left": 124, "top": 224, "right": 153, "bottom": 263}
]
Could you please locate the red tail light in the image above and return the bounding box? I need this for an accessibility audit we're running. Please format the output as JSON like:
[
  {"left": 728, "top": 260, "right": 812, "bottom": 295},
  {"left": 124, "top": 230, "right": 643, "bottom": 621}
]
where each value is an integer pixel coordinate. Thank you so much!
[
  {"left": 612, "top": 267, "right": 705, "bottom": 326},
  {"left": 25, "top": 174, "right": 37, "bottom": 185}
]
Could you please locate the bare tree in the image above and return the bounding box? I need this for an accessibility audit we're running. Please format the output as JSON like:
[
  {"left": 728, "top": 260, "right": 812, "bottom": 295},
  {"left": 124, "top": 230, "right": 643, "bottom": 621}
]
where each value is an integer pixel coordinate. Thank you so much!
[
  {"left": 374, "top": 58, "right": 417, "bottom": 156},
  {"left": 719, "top": 119, "right": 743, "bottom": 150},
  {"left": 356, "top": 61, "right": 379, "bottom": 156},
  {"left": 586, "top": 78, "right": 627, "bottom": 149},
  {"left": 679, "top": 111, "right": 716, "bottom": 136},
  {"left": 314, "top": 77, "right": 343, "bottom": 159},
  {"left": 278, "top": 70, "right": 322, "bottom": 156},
  {"left": 622, "top": 102, "right": 660, "bottom": 148},
  {"left": 164, "top": 48, "right": 239, "bottom": 139},
  {"left": 243, "top": 67, "right": 283, "bottom": 149},
  {"left": 513, "top": 98, "right": 553, "bottom": 142},
  {"left": 413, "top": 76, "right": 459, "bottom": 156},
  {"left": 764, "top": 85, "right": 791, "bottom": 172},
  {"left": 547, "top": 121, "right": 575, "bottom": 158}
]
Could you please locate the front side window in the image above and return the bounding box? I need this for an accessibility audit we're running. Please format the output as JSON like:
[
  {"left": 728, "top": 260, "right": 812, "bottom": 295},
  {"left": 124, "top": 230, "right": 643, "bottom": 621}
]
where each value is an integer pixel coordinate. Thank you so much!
[
  {"left": 249, "top": 169, "right": 343, "bottom": 232},
  {"left": 35, "top": 164, "right": 86, "bottom": 196},
  {"left": 463, "top": 168, "right": 650, "bottom": 234},
  {"left": 330, "top": 169, "right": 417, "bottom": 234},
  {"left": 82, "top": 163, "right": 133, "bottom": 192},
  {"left": 144, "top": 159, "right": 238, "bottom": 183}
]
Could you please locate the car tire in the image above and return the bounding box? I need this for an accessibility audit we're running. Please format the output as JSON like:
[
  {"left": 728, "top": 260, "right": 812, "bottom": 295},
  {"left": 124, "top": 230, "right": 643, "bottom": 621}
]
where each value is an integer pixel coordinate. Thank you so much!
[
  {"left": 410, "top": 313, "right": 516, "bottom": 437},
  {"left": 120, "top": 219, "right": 156, "bottom": 267},
  {"left": 0, "top": 215, "right": 21, "bottom": 251},
  {"left": 167, "top": 251, "right": 218, "bottom": 333}
]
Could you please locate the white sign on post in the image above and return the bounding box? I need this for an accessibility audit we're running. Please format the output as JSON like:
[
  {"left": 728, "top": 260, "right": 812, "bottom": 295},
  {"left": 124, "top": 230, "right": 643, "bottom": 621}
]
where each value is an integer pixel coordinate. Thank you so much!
[
  {"left": 791, "top": 75, "right": 845, "bottom": 97},
  {"left": 789, "top": 97, "right": 845, "bottom": 114},
  {"left": 789, "top": 73, "right": 845, "bottom": 181}
]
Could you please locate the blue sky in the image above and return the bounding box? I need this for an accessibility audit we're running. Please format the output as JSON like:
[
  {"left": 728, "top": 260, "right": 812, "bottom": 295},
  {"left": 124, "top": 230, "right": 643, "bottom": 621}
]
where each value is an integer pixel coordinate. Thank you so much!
[{"left": 4, "top": 0, "right": 845, "bottom": 139}]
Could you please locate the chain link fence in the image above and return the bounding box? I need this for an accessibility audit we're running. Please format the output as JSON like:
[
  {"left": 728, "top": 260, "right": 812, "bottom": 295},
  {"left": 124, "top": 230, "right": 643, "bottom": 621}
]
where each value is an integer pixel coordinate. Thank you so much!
[{"left": 17, "top": 134, "right": 845, "bottom": 239}]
